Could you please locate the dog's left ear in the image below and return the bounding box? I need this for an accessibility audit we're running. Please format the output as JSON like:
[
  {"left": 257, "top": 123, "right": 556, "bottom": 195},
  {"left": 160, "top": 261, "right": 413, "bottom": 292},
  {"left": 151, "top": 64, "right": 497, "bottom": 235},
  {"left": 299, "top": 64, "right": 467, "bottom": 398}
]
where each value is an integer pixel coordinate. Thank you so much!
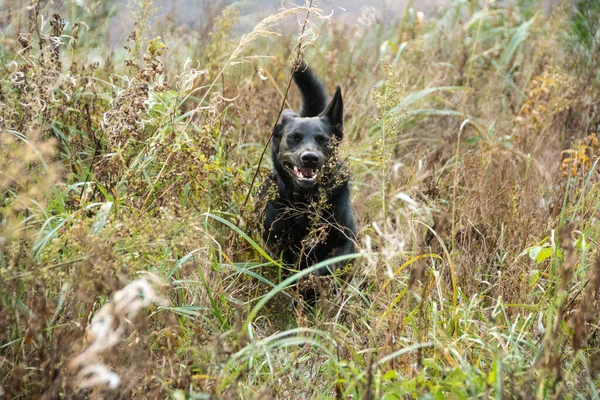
[{"left": 320, "top": 86, "right": 343, "bottom": 137}]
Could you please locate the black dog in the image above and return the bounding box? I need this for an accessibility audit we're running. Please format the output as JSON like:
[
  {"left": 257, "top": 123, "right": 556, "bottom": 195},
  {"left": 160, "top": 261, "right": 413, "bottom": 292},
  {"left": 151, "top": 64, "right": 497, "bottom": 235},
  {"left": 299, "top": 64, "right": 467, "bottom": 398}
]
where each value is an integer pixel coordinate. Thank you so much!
[{"left": 261, "top": 64, "right": 356, "bottom": 278}]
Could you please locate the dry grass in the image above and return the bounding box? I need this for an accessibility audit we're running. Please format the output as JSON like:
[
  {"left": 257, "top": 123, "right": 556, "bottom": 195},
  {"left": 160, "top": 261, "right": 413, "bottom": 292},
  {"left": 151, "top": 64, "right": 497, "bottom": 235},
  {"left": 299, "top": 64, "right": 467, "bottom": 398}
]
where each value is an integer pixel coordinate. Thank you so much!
[{"left": 1, "top": 0, "right": 600, "bottom": 398}]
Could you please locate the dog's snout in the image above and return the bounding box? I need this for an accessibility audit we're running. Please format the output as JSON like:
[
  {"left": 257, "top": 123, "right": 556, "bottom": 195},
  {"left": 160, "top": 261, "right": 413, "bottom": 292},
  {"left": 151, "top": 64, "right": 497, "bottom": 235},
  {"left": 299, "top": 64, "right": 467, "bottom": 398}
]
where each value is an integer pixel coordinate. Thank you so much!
[{"left": 301, "top": 152, "right": 319, "bottom": 165}]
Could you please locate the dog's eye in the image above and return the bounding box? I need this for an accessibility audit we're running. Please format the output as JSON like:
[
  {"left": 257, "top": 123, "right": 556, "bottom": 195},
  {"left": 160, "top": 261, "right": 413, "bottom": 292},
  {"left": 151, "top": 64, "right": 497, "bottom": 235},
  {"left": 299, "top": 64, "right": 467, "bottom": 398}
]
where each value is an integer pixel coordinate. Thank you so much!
[
  {"left": 289, "top": 133, "right": 303, "bottom": 142},
  {"left": 315, "top": 135, "right": 329, "bottom": 144}
]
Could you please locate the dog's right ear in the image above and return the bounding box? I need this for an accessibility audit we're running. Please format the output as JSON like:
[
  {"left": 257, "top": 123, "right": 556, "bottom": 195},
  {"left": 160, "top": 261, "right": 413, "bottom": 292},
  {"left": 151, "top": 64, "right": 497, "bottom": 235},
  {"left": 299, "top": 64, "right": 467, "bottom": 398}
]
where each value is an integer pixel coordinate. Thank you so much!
[{"left": 281, "top": 109, "right": 299, "bottom": 124}]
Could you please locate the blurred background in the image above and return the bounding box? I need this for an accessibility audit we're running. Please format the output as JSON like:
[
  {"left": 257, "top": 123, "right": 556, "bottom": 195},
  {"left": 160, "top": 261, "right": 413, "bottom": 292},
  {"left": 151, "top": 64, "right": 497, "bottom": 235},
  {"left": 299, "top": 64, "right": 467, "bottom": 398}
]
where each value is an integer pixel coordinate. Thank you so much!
[{"left": 1, "top": 0, "right": 559, "bottom": 47}]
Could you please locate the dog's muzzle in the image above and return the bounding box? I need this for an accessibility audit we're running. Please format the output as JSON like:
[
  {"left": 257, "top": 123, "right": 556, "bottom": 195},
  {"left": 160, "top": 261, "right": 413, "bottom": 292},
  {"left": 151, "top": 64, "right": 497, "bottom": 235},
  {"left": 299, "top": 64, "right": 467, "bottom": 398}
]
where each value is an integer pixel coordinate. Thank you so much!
[{"left": 290, "top": 165, "right": 319, "bottom": 181}]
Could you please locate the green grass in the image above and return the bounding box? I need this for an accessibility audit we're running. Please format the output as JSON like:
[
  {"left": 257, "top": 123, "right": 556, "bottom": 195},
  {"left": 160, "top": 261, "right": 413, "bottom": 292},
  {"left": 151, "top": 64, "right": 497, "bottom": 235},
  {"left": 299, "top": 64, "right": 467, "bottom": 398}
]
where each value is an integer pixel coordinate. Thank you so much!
[{"left": 1, "top": 0, "right": 600, "bottom": 398}]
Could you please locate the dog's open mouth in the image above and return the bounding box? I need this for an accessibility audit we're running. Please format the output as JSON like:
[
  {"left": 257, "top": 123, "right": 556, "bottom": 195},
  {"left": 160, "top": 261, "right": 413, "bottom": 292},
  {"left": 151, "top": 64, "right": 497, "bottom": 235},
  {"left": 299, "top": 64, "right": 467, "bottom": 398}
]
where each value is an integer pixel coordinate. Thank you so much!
[{"left": 285, "top": 163, "right": 320, "bottom": 182}]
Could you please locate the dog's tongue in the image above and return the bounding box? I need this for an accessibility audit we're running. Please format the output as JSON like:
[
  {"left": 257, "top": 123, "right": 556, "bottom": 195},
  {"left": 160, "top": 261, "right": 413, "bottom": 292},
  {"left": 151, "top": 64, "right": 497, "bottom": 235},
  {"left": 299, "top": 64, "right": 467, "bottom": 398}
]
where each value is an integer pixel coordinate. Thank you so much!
[{"left": 299, "top": 168, "right": 313, "bottom": 177}]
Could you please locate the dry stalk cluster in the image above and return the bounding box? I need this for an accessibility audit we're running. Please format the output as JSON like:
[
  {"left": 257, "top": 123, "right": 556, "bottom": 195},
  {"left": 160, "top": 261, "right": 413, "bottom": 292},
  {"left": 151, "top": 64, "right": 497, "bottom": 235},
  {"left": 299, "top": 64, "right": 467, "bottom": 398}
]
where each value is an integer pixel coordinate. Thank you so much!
[{"left": 70, "top": 276, "right": 167, "bottom": 390}]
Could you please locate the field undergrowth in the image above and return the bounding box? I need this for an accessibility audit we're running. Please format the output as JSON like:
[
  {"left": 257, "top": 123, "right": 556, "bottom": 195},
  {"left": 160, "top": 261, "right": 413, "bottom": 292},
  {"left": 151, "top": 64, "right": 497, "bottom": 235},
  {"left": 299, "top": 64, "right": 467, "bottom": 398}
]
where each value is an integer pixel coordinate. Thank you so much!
[{"left": 1, "top": 0, "right": 600, "bottom": 398}]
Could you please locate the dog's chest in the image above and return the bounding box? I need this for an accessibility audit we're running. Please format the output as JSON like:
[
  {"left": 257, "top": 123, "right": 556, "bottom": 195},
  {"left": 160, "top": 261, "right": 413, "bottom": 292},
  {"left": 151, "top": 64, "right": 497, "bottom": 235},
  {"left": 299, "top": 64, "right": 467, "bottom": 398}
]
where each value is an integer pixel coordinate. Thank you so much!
[{"left": 267, "top": 199, "right": 332, "bottom": 242}]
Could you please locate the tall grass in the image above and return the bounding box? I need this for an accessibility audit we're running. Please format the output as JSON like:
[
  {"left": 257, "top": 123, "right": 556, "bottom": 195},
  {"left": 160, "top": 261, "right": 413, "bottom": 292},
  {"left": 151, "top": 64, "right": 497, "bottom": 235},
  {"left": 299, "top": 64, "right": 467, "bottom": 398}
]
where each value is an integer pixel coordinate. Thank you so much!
[{"left": 1, "top": 0, "right": 600, "bottom": 398}]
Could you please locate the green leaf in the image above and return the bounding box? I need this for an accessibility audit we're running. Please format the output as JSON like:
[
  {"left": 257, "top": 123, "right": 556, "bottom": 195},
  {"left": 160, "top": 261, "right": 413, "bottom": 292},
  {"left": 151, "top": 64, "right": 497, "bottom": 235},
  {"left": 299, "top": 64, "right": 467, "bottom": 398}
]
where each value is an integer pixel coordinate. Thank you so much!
[
  {"left": 501, "top": 16, "right": 535, "bottom": 67},
  {"left": 91, "top": 201, "right": 113, "bottom": 234},
  {"left": 535, "top": 247, "right": 553, "bottom": 263},
  {"left": 383, "top": 370, "right": 398, "bottom": 381},
  {"left": 203, "top": 212, "right": 281, "bottom": 267},
  {"left": 388, "top": 86, "right": 467, "bottom": 115},
  {"left": 528, "top": 246, "right": 542, "bottom": 261},
  {"left": 528, "top": 245, "right": 553, "bottom": 263}
]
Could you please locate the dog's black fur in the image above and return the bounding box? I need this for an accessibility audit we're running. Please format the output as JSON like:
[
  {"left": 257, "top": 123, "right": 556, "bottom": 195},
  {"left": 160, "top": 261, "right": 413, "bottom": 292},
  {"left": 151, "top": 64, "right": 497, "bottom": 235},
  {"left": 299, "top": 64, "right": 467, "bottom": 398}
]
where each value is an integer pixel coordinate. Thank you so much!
[{"left": 262, "top": 64, "right": 356, "bottom": 277}]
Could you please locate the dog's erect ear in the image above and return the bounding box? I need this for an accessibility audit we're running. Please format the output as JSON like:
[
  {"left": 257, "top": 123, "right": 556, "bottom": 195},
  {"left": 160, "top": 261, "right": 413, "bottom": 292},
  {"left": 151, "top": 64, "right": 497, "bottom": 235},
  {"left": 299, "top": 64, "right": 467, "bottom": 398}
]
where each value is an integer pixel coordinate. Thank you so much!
[
  {"left": 320, "top": 86, "right": 343, "bottom": 134},
  {"left": 281, "top": 109, "right": 299, "bottom": 124}
]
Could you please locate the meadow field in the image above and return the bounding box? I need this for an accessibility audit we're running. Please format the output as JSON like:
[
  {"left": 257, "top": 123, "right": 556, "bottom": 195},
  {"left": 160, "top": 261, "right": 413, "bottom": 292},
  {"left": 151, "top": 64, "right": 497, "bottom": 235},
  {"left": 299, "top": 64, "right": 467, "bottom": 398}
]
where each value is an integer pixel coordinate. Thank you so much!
[{"left": 1, "top": 0, "right": 600, "bottom": 398}]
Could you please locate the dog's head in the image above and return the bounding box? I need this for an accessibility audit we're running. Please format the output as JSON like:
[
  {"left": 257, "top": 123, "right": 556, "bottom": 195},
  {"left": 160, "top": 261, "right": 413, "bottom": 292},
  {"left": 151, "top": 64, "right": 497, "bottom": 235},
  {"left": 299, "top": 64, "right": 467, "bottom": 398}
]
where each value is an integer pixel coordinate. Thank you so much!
[{"left": 272, "top": 87, "right": 343, "bottom": 191}]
